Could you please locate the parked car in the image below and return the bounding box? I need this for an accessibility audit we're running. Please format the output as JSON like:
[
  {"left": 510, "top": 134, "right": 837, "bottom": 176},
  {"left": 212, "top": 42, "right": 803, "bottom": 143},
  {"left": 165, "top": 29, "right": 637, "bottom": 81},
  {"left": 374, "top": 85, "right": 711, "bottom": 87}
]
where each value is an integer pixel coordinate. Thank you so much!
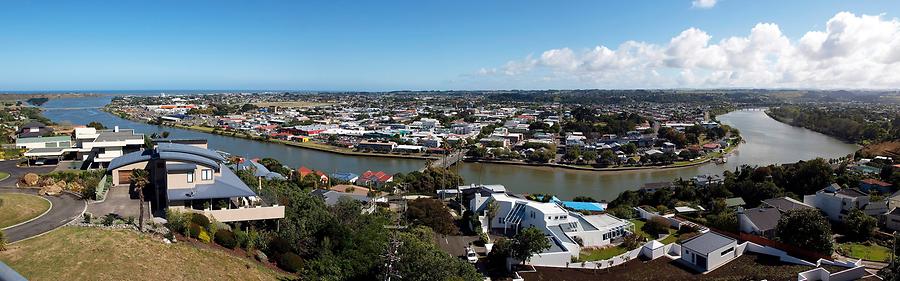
[
  {"left": 33, "top": 158, "right": 47, "bottom": 166},
  {"left": 465, "top": 247, "right": 478, "bottom": 264}
]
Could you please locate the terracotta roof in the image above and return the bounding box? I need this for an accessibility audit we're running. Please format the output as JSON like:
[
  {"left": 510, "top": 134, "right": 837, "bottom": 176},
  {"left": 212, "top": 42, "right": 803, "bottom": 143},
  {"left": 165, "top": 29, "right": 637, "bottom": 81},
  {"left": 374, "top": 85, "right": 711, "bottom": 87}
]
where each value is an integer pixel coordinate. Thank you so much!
[{"left": 861, "top": 178, "right": 892, "bottom": 187}]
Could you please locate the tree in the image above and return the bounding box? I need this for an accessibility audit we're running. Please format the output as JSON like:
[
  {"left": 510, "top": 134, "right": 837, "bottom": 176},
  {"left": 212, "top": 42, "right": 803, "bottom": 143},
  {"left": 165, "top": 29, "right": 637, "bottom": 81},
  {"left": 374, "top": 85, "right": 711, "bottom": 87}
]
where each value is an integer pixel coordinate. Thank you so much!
[
  {"left": 621, "top": 142, "right": 637, "bottom": 155},
  {"left": 486, "top": 200, "right": 499, "bottom": 233},
  {"left": 642, "top": 216, "right": 670, "bottom": 236},
  {"left": 86, "top": 121, "right": 106, "bottom": 130},
  {"left": 130, "top": 169, "right": 150, "bottom": 232},
  {"left": 844, "top": 208, "right": 877, "bottom": 241},
  {"left": 407, "top": 198, "right": 457, "bottom": 235},
  {"left": 395, "top": 227, "right": 482, "bottom": 281},
  {"left": 776, "top": 209, "right": 833, "bottom": 254},
  {"left": 161, "top": 131, "right": 170, "bottom": 138},
  {"left": 510, "top": 226, "right": 551, "bottom": 265}
]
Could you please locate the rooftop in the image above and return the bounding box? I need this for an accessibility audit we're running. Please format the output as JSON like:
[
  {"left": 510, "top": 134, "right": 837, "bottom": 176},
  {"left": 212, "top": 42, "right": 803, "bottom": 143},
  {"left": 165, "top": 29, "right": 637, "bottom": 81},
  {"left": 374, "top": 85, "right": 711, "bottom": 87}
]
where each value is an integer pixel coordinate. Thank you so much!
[{"left": 681, "top": 231, "right": 736, "bottom": 255}]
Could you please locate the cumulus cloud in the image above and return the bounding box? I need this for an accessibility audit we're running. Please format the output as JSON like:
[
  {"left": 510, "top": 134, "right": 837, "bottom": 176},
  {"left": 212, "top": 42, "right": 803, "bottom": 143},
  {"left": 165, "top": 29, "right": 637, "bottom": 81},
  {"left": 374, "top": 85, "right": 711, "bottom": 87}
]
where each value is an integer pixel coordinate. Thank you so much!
[
  {"left": 692, "top": 0, "right": 718, "bottom": 9},
  {"left": 475, "top": 12, "right": 900, "bottom": 89}
]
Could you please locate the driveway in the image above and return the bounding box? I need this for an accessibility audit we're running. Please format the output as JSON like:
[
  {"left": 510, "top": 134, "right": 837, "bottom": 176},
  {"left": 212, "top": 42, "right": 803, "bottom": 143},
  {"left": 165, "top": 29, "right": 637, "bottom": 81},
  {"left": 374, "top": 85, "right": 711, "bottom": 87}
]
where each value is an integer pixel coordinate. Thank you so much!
[
  {"left": 0, "top": 188, "right": 86, "bottom": 243},
  {"left": 0, "top": 160, "right": 56, "bottom": 187}
]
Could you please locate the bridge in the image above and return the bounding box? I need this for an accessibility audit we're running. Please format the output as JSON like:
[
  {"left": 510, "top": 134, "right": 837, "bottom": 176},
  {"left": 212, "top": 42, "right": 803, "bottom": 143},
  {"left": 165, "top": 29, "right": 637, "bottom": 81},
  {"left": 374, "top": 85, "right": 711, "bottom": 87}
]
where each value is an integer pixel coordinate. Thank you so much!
[{"left": 421, "top": 149, "right": 467, "bottom": 171}]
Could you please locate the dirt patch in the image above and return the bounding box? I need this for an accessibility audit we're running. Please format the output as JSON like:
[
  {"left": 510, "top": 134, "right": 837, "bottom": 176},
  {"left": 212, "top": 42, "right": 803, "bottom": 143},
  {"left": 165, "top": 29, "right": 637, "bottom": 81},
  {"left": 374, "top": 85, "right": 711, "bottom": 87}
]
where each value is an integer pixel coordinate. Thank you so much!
[{"left": 860, "top": 141, "right": 900, "bottom": 158}]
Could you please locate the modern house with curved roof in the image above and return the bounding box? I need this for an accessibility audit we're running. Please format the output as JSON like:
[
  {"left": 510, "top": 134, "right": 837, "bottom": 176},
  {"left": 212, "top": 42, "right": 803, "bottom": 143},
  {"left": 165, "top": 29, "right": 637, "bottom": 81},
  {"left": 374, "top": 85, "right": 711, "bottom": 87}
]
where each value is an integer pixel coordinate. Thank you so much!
[{"left": 108, "top": 142, "right": 284, "bottom": 222}]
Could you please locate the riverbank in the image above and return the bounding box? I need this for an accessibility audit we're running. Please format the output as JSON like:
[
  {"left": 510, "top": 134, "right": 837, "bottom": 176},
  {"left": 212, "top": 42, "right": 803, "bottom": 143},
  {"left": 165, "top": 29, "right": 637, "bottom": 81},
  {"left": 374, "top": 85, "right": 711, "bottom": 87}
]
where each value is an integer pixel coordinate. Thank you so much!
[{"left": 108, "top": 107, "right": 739, "bottom": 173}]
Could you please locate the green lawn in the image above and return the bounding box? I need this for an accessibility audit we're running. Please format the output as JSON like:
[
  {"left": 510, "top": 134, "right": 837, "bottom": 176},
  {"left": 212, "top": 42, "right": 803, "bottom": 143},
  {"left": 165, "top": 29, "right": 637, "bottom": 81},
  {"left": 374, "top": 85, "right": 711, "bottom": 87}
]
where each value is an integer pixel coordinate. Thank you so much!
[
  {"left": 837, "top": 243, "right": 891, "bottom": 262},
  {"left": 0, "top": 193, "right": 51, "bottom": 228},
  {"left": 629, "top": 219, "right": 676, "bottom": 241},
  {"left": 579, "top": 246, "right": 629, "bottom": 261},
  {"left": 0, "top": 227, "right": 290, "bottom": 280},
  {"left": 0, "top": 171, "right": 9, "bottom": 181}
]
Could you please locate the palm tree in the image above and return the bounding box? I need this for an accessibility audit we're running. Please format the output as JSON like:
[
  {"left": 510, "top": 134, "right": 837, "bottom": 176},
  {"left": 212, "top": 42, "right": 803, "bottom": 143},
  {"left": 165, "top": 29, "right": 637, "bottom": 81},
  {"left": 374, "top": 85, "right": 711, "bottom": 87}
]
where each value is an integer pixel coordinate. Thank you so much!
[
  {"left": 131, "top": 169, "right": 150, "bottom": 232},
  {"left": 486, "top": 200, "right": 499, "bottom": 234}
]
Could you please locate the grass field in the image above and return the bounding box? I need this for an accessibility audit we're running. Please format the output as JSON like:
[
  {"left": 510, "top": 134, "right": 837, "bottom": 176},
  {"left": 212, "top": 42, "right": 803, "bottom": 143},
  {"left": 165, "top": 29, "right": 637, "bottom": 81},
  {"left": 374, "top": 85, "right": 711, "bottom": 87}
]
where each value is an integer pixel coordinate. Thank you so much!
[
  {"left": 837, "top": 242, "right": 891, "bottom": 262},
  {"left": 579, "top": 246, "right": 629, "bottom": 261},
  {"left": 0, "top": 193, "right": 50, "bottom": 228},
  {"left": 0, "top": 171, "right": 9, "bottom": 181},
  {"left": 0, "top": 227, "right": 290, "bottom": 281}
]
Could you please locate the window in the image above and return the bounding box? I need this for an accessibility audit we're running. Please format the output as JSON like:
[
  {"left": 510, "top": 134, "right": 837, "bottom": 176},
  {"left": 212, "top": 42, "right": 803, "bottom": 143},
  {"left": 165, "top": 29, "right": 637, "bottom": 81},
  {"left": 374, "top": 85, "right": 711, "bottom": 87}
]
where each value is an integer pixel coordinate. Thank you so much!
[
  {"left": 201, "top": 169, "right": 213, "bottom": 180},
  {"left": 186, "top": 172, "right": 194, "bottom": 183},
  {"left": 499, "top": 217, "right": 505, "bottom": 224},
  {"left": 720, "top": 247, "right": 734, "bottom": 256}
]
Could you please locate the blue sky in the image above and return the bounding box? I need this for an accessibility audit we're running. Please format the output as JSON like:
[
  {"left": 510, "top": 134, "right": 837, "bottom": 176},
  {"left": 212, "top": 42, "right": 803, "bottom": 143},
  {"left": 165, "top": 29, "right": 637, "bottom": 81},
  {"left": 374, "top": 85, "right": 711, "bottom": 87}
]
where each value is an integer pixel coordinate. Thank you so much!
[{"left": 1, "top": 0, "right": 899, "bottom": 91}]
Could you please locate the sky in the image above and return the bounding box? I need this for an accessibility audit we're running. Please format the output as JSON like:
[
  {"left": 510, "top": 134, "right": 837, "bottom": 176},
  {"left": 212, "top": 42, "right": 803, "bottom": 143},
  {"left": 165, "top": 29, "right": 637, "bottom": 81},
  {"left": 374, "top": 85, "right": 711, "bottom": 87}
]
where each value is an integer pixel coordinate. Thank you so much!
[{"left": 1, "top": 0, "right": 899, "bottom": 91}]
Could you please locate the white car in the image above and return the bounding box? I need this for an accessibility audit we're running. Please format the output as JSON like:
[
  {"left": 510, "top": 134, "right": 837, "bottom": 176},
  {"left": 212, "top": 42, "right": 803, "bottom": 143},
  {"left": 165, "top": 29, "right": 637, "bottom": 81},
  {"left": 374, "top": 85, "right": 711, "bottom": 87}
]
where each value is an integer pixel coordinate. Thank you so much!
[{"left": 465, "top": 247, "right": 478, "bottom": 264}]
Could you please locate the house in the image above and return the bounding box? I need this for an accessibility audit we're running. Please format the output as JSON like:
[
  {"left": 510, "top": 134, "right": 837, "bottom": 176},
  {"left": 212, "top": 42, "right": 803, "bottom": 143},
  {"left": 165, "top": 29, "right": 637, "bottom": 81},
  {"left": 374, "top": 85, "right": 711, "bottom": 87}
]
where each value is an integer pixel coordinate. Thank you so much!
[
  {"left": 17, "top": 135, "right": 72, "bottom": 150},
  {"left": 662, "top": 142, "right": 676, "bottom": 153},
  {"left": 330, "top": 172, "right": 359, "bottom": 183},
  {"left": 692, "top": 174, "right": 723, "bottom": 188},
  {"left": 310, "top": 188, "right": 385, "bottom": 214},
  {"left": 234, "top": 159, "right": 285, "bottom": 180},
  {"left": 72, "top": 127, "right": 145, "bottom": 169},
  {"left": 470, "top": 191, "right": 633, "bottom": 265},
  {"left": 297, "top": 166, "right": 329, "bottom": 184},
  {"left": 885, "top": 207, "right": 900, "bottom": 232},
  {"left": 16, "top": 121, "right": 53, "bottom": 138},
  {"left": 640, "top": 182, "right": 673, "bottom": 193},
  {"left": 679, "top": 231, "right": 738, "bottom": 273},
  {"left": 356, "top": 140, "right": 396, "bottom": 152},
  {"left": 737, "top": 197, "right": 813, "bottom": 238},
  {"left": 803, "top": 183, "right": 889, "bottom": 221},
  {"left": 107, "top": 142, "right": 285, "bottom": 222},
  {"left": 356, "top": 170, "right": 393, "bottom": 188},
  {"left": 859, "top": 178, "right": 893, "bottom": 194},
  {"left": 724, "top": 197, "right": 745, "bottom": 208}
]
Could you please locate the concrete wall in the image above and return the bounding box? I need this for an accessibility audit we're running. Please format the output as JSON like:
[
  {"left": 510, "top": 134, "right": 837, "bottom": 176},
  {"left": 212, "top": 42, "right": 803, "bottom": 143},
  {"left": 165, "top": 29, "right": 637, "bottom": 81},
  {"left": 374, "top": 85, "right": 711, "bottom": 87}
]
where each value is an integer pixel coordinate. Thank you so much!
[{"left": 197, "top": 206, "right": 285, "bottom": 222}]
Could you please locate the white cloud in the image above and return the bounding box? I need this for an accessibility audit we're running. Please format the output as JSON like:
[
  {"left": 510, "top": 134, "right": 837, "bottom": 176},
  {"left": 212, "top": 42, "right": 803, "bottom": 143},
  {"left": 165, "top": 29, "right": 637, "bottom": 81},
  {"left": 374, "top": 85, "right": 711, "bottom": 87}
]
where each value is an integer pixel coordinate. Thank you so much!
[
  {"left": 474, "top": 12, "right": 900, "bottom": 89},
  {"left": 692, "top": 0, "right": 718, "bottom": 9}
]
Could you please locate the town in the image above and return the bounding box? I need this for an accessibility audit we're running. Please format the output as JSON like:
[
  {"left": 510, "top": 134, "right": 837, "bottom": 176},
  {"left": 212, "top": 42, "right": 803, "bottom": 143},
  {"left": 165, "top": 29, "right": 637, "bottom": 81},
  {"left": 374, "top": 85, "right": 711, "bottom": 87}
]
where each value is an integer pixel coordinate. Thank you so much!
[{"left": 0, "top": 90, "right": 897, "bottom": 281}]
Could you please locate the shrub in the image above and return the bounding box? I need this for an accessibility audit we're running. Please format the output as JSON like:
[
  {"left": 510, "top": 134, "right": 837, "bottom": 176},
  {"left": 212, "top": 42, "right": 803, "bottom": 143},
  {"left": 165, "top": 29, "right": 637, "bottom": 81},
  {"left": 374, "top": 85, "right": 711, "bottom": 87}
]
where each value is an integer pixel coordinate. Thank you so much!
[
  {"left": 165, "top": 209, "right": 188, "bottom": 235},
  {"left": 642, "top": 216, "right": 670, "bottom": 237},
  {"left": 0, "top": 230, "right": 6, "bottom": 251},
  {"left": 190, "top": 213, "right": 211, "bottom": 228},
  {"left": 278, "top": 252, "right": 303, "bottom": 273},
  {"left": 102, "top": 213, "right": 121, "bottom": 226},
  {"left": 198, "top": 229, "right": 212, "bottom": 243},
  {"left": 268, "top": 237, "right": 292, "bottom": 255},
  {"left": 234, "top": 229, "right": 250, "bottom": 249},
  {"left": 248, "top": 230, "right": 268, "bottom": 252},
  {"left": 215, "top": 230, "right": 238, "bottom": 249},
  {"left": 188, "top": 223, "right": 203, "bottom": 238},
  {"left": 82, "top": 213, "right": 93, "bottom": 224}
]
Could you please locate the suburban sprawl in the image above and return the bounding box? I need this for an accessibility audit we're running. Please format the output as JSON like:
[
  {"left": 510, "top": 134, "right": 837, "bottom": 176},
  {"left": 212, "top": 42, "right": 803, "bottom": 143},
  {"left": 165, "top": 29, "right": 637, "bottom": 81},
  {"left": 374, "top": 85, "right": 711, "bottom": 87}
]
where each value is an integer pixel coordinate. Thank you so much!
[{"left": 0, "top": 90, "right": 898, "bottom": 281}]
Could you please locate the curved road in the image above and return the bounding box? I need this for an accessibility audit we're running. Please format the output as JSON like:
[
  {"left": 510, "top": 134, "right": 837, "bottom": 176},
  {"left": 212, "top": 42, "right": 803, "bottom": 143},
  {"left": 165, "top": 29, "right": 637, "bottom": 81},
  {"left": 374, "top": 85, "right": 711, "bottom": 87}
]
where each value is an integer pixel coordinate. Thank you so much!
[{"left": 0, "top": 160, "right": 86, "bottom": 243}]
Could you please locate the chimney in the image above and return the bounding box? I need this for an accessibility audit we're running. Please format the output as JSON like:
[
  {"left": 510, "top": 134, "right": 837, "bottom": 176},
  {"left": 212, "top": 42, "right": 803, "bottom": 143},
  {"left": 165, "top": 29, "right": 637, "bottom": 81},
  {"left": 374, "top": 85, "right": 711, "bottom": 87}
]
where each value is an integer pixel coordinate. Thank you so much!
[
  {"left": 736, "top": 206, "right": 745, "bottom": 214},
  {"left": 114, "top": 126, "right": 119, "bottom": 132}
]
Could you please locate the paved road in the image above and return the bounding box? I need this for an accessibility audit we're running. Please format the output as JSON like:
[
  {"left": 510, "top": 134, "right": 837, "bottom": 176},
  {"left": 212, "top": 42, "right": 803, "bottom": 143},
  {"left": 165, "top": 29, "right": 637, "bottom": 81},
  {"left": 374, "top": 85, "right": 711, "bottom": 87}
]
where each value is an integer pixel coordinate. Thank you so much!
[
  {"left": 0, "top": 189, "right": 86, "bottom": 243},
  {"left": 0, "top": 160, "right": 55, "bottom": 187},
  {"left": 0, "top": 160, "right": 85, "bottom": 243}
]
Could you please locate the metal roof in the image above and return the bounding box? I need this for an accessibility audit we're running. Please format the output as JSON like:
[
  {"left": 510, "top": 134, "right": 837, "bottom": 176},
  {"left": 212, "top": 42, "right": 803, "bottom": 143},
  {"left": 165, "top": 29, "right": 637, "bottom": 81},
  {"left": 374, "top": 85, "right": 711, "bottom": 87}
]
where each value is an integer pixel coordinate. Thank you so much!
[
  {"left": 166, "top": 163, "right": 197, "bottom": 172},
  {"left": 167, "top": 168, "right": 256, "bottom": 201},
  {"left": 15, "top": 135, "right": 71, "bottom": 144},
  {"left": 157, "top": 142, "right": 225, "bottom": 162},
  {"left": 681, "top": 231, "right": 736, "bottom": 255},
  {"left": 108, "top": 143, "right": 222, "bottom": 171}
]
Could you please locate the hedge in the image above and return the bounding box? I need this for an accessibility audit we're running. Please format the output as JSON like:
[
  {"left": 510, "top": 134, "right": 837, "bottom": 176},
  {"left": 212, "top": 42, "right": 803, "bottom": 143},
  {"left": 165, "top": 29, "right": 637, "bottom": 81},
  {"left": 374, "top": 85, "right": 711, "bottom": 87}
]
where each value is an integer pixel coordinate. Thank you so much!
[
  {"left": 215, "top": 230, "right": 237, "bottom": 249},
  {"left": 278, "top": 252, "right": 303, "bottom": 273},
  {"left": 190, "top": 213, "right": 211, "bottom": 228}
]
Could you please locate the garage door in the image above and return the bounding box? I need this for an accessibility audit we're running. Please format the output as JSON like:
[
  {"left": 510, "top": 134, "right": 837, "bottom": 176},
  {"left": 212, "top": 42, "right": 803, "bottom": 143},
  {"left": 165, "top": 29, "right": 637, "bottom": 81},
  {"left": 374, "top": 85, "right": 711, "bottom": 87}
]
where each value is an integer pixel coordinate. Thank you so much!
[{"left": 119, "top": 170, "right": 133, "bottom": 185}]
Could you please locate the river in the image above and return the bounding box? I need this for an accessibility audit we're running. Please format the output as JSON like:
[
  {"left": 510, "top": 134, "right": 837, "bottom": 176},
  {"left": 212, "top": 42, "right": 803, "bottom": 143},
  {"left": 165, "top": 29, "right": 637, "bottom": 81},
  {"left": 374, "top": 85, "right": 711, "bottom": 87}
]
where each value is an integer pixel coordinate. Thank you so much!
[{"left": 41, "top": 96, "right": 860, "bottom": 200}]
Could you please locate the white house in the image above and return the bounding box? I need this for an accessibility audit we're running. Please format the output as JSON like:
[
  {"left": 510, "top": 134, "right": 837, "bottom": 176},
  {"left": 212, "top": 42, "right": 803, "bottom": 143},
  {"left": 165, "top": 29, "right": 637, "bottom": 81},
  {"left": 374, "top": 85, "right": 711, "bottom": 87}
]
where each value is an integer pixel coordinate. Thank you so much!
[
  {"left": 679, "top": 231, "right": 738, "bottom": 272},
  {"left": 469, "top": 191, "right": 633, "bottom": 265},
  {"left": 803, "top": 183, "right": 889, "bottom": 221}
]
